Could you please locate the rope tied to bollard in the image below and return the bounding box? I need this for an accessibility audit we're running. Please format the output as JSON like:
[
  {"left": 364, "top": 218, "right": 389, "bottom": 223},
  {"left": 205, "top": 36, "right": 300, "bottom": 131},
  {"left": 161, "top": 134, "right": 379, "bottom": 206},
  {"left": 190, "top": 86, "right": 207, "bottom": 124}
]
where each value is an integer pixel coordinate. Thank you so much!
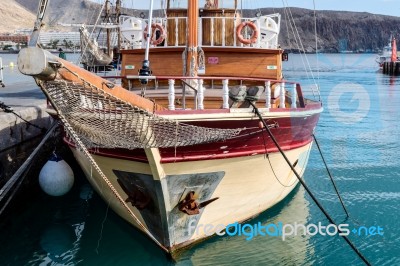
[{"left": 0, "top": 101, "right": 47, "bottom": 133}]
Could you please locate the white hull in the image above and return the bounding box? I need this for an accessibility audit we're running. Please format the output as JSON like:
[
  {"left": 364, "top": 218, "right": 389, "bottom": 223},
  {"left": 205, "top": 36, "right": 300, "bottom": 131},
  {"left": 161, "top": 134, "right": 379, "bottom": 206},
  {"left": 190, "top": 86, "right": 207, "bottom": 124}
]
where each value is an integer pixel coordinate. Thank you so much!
[{"left": 69, "top": 141, "right": 313, "bottom": 252}]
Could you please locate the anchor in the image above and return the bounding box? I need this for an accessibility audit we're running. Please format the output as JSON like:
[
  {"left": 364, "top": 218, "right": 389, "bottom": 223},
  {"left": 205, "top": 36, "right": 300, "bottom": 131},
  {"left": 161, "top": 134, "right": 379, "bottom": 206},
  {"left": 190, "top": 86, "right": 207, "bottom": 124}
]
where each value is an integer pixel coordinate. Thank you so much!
[
  {"left": 178, "top": 191, "right": 219, "bottom": 215},
  {"left": 117, "top": 179, "right": 151, "bottom": 210}
]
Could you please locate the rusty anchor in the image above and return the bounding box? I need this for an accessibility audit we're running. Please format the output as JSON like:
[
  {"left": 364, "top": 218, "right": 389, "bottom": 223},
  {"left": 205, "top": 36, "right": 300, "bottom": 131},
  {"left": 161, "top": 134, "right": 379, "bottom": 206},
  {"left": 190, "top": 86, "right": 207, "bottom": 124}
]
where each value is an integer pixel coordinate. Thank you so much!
[
  {"left": 117, "top": 179, "right": 151, "bottom": 210},
  {"left": 178, "top": 191, "right": 219, "bottom": 215}
]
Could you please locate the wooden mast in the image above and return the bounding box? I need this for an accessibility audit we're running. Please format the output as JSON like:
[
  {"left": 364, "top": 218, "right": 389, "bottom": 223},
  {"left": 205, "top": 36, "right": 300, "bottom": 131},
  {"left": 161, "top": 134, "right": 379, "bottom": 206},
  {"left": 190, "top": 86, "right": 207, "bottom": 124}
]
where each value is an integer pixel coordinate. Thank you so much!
[
  {"left": 116, "top": 0, "right": 122, "bottom": 50},
  {"left": 105, "top": 0, "right": 111, "bottom": 56},
  {"left": 186, "top": 0, "right": 199, "bottom": 77}
]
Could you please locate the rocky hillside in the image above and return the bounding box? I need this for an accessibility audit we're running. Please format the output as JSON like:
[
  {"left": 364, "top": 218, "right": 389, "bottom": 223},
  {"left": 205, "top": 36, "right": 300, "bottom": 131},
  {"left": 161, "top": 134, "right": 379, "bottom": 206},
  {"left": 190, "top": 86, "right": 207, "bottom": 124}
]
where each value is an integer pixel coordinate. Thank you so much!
[
  {"left": 13, "top": 0, "right": 103, "bottom": 31},
  {"left": 4, "top": 1, "right": 400, "bottom": 52},
  {"left": 0, "top": 1, "right": 35, "bottom": 33},
  {"left": 260, "top": 8, "right": 400, "bottom": 52},
  {"left": 13, "top": 0, "right": 144, "bottom": 31}
]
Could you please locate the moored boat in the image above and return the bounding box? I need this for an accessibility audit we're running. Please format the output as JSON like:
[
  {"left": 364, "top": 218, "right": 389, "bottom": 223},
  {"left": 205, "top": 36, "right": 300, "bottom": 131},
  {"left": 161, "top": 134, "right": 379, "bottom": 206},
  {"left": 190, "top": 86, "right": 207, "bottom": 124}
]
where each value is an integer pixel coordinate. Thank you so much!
[
  {"left": 18, "top": 0, "right": 322, "bottom": 255},
  {"left": 376, "top": 35, "right": 399, "bottom": 68}
]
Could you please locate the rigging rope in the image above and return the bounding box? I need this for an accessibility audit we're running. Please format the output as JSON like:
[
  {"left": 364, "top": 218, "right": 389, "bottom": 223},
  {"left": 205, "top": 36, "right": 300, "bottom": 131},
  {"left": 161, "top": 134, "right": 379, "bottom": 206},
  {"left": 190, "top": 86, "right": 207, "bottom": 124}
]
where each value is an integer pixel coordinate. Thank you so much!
[
  {"left": 198, "top": 47, "right": 205, "bottom": 72},
  {"left": 77, "top": 0, "right": 107, "bottom": 65},
  {"left": 313, "top": 0, "right": 321, "bottom": 85},
  {"left": 282, "top": 0, "right": 317, "bottom": 85},
  {"left": 249, "top": 101, "right": 371, "bottom": 266}
]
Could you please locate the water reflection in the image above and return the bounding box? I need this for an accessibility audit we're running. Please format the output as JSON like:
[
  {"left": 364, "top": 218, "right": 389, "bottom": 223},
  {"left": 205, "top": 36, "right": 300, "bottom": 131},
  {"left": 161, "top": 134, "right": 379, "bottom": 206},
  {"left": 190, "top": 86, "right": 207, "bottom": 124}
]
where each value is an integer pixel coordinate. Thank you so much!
[{"left": 175, "top": 186, "right": 312, "bottom": 265}]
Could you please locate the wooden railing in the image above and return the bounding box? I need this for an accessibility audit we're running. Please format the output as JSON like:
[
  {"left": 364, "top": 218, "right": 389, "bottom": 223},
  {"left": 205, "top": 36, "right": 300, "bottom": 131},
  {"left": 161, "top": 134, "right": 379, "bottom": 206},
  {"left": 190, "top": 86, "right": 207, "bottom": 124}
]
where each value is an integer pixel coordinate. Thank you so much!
[
  {"left": 112, "top": 75, "right": 310, "bottom": 111},
  {"left": 119, "top": 14, "right": 280, "bottom": 49}
]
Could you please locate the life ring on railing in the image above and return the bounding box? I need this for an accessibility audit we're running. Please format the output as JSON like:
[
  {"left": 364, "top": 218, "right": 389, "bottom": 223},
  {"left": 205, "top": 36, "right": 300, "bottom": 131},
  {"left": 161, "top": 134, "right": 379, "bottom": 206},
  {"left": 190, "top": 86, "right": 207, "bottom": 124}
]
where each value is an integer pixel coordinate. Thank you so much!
[
  {"left": 143, "top": 23, "right": 166, "bottom": 45},
  {"left": 236, "top": 21, "right": 258, "bottom": 45}
]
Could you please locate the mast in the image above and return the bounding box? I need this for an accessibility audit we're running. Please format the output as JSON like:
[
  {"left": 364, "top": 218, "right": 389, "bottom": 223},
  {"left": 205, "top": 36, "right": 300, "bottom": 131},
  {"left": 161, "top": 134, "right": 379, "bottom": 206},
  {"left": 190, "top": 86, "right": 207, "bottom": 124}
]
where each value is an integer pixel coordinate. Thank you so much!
[
  {"left": 105, "top": 0, "right": 111, "bottom": 56},
  {"left": 29, "top": 0, "right": 49, "bottom": 47},
  {"left": 116, "top": 0, "right": 122, "bottom": 49},
  {"left": 186, "top": 0, "right": 199, "bottom": 77}
]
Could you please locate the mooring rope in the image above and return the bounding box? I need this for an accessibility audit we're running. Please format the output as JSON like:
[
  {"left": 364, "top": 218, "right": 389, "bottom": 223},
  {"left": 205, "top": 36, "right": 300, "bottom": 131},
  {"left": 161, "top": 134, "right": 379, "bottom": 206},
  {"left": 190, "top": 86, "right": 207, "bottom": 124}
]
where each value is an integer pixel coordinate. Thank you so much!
[
  {"left": 0, "top": 101, "right": 47, "bottom": 133},
  {"left": 312, "top": 134, "right": 350, "bottom": 218},
  {"left": 62, "top": 113, "right": 168, "bottom": 252},
  {"left": 38, "top": 80, "right": 168, "bottom": 252},
  {"left": 249, "top": 102, "right": 371, "bottom": 266}
]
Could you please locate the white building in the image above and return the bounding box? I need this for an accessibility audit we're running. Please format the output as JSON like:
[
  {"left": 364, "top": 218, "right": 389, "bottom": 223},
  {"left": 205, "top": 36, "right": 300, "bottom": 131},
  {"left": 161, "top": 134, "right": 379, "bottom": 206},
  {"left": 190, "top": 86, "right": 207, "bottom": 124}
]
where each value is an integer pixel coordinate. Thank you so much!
[
  {"left": 39, "top": 31, "right": 81, "bottom": 46},
  {"left": 14, "top": 29, "right": 33, "bottom": 35}
]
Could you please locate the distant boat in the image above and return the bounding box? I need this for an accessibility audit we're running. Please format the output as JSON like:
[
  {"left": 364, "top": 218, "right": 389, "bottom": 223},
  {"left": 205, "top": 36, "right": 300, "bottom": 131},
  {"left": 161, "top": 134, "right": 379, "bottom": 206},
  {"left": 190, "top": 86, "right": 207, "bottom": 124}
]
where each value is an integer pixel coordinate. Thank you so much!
[
  {"left": 376, "top": 35, "right": 399, "bottom": 68},
  {"left": 79, "top": 25, "right": 114, "bottom": 71},
  {"left": 18, "top": 0, "right": 323, "bottom": 256}
]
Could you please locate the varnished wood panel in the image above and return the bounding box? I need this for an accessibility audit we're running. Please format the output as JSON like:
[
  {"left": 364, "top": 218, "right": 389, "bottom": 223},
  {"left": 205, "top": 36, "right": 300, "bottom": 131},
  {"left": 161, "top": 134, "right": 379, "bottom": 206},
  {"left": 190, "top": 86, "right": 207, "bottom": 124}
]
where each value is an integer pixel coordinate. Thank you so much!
[
  {"left": 166, "top": 9, "right": 187, "bottom": 46},
  {"left": 121, "top": 47, "right": 282, "bottom": 87},
  {"left": 200, "top": 9, "right": 238, "bottom": 46},
  {"left": 121, "top": 48, "right": 185, "bottom": 88},
  {"left": 201, "top": 48, "right": 282, "bottom": 80},
  {"left": 122, "top": 49, "right": 184, "bottom": 76}
]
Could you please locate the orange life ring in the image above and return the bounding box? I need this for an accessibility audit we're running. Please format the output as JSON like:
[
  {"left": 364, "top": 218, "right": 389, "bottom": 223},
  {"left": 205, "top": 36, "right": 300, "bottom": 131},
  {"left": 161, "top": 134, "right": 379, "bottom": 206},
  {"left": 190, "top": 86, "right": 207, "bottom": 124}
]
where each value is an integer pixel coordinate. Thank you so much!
[
  {"left": 143, "top": 23, "right": 166, "bottom": 45},
  {"left": 236, "top": 21, "right": 258, "bottom": 45}
]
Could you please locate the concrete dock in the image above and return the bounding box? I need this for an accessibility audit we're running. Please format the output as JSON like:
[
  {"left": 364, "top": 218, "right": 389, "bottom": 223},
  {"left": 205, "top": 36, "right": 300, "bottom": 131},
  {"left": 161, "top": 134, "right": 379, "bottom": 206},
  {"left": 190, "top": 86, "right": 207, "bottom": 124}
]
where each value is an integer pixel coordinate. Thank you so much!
[
  {"left": 383, "top": 61, "right": 400, "bottom": 75},
  {"left": 0, "top": 81, "right": 53, "bottom": 151}
]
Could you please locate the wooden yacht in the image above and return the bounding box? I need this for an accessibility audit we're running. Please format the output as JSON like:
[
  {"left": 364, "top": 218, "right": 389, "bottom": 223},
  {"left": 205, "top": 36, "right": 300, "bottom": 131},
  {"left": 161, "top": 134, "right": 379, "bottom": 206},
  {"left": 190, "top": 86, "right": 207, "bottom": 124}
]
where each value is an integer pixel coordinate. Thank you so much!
[{"left": 18, "top": 0, "right": 322, "bottom": 255}]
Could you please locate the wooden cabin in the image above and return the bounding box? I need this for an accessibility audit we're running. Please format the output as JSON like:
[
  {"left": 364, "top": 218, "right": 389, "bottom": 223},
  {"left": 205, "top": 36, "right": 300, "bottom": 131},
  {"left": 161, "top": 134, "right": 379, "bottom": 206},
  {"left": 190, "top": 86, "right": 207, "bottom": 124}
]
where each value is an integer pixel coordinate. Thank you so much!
[{"left": 119, "top": 0, "right": 283, "bottom": 89}]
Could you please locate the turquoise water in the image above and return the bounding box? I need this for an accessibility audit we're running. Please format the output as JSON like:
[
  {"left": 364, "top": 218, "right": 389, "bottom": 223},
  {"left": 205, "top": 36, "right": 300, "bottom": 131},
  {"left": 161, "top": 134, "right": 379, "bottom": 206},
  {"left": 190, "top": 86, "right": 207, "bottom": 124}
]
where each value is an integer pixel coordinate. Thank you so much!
[{"left": 0, "top": 53, "right": 399, "bottom": 265}]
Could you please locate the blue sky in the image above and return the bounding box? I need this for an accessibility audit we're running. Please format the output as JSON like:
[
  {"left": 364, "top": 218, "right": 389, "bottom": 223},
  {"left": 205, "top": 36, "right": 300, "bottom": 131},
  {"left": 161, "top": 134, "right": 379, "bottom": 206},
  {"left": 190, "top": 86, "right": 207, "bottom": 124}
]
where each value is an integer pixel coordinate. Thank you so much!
[{"left": 89, "top": 0, "right": 400, "bottom": 17}]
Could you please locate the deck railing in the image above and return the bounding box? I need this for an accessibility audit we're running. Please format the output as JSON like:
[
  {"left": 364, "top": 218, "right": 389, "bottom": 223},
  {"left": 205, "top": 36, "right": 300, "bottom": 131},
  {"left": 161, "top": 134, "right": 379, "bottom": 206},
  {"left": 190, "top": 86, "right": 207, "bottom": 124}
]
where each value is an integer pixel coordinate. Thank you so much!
[{"left": 112, "top": 75, "right": 310, "bottom": 111}]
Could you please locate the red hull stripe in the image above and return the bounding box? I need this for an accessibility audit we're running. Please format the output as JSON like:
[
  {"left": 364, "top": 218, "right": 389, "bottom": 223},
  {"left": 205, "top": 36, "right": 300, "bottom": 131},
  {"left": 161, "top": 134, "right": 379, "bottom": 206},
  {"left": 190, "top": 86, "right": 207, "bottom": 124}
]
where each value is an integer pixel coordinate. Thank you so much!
[
  {"left": 64, "top": 137, "right": 312, "bottom": 164},
  {"left": 63, "top": 110, "right": 320, "bottom": 164},
  {"left": 160, "top": 138, "right": 312, "bottom": 163}
]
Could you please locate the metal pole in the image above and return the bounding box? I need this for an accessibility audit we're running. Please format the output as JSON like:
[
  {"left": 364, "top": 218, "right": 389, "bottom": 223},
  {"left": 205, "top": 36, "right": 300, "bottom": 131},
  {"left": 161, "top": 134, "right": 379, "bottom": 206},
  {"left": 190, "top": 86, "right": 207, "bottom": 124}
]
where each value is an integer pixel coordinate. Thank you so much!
[
  {"left": 145, "top": 0, "right": 155, "bottom": 61},
  {"left": 28, "top": 0, "right": 50, "bottom": 47}
]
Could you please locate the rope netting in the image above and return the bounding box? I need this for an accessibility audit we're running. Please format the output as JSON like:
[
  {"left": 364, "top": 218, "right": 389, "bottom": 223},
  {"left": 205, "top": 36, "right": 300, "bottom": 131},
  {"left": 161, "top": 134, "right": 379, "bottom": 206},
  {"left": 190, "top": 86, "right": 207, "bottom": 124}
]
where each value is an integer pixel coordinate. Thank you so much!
[{"left": 41, "top": 79, "right": 243, "bottom": 149}]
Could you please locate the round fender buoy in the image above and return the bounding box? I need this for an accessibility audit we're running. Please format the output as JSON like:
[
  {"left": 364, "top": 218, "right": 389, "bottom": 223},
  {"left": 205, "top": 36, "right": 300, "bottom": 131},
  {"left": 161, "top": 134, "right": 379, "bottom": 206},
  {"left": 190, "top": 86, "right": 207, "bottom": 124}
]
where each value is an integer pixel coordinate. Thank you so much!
[{"left": 39, "top": 153, "right": 74, "bottom": 196}]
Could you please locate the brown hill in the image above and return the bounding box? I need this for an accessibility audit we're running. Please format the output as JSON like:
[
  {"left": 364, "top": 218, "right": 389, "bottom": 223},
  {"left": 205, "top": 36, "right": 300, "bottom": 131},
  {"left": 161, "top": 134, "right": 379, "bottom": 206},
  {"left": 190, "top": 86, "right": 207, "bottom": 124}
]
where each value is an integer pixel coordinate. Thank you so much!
[
  {"left": 263, "top": 8, "right": 400, "bottom": 52},
  {"left": 13, "top": 0, "right": 103, "bottom": 31},
  {"left": 0, "top": 0, "right": 36, "bottom": 33},
  {"left": 4, "top": 1, "right": 400, "bottom": 52},
  {"left": 240, "top": 7, "right": 400, "bottom": 52}
]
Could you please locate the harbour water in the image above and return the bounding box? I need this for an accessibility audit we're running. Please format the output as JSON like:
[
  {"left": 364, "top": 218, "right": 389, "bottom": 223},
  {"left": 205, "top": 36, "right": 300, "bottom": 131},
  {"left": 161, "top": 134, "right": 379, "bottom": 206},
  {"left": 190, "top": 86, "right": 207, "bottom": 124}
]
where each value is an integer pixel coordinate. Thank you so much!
[{"left": 0, "top": 53, "right": 399, "bottom": 265}]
